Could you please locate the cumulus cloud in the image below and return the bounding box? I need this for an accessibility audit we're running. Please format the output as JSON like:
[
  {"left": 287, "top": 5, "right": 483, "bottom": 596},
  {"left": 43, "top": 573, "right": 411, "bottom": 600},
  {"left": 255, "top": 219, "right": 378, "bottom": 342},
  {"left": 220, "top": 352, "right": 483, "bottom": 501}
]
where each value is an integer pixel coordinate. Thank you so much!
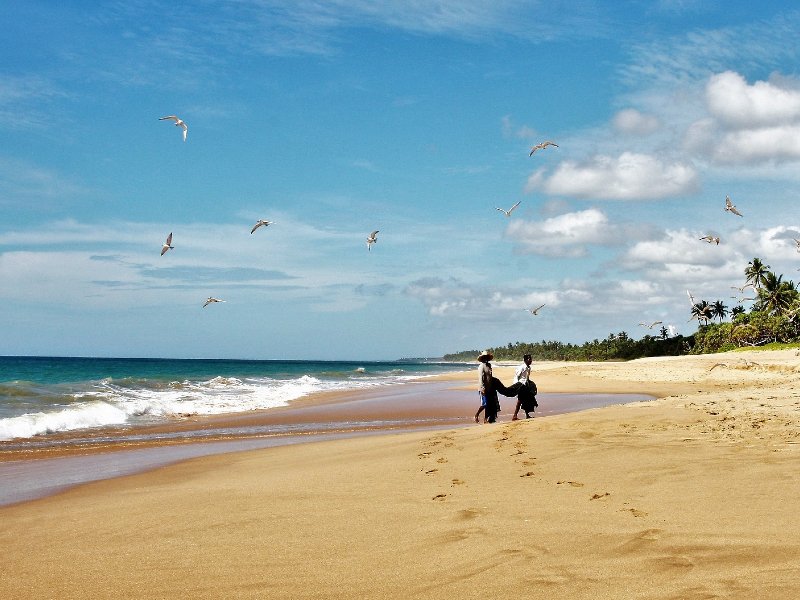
[
  {"left": 683, "top": 71, "right": 800, "bottom": 164},
  {"left": 622, "top": 228, "right": 732, "bottom": 271},
  {"left": 612, "top": 108, "right": 661, "bottom": 135},
  {"left": 526, "top": 152, "right": 698, "bottom": 200},
  {"left": 504, "top": 208, "right": 636, "bottom": 257},
  {"left": 713, "top": 124, "right": 800, "bottom": 164},
  {"left": 706, "top": 71, "right": 800, "bottom": 129}
]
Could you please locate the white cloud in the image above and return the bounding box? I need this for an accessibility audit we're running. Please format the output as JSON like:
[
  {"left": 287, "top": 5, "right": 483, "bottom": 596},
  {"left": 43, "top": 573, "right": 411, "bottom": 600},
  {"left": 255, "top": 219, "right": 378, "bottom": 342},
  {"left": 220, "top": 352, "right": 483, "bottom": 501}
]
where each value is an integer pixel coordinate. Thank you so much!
[
  {"left": 706, "top": 71, "right": 800, "bottom": 129},
  {"left": 713, "top": 124, "right": 800, "bottom": 164},
  {"left": 505, "top": 208, "right": 633, "bottom": 257},
  {"left": 680, "top": 71, "right": 800, "bottom": 165},
  {"left": 622, "top": 228, "right": 731, "bottom": 270},
  {"left": 612, "top": 108, "right": 661, "bottom": 135},
  {"left": 526, "top": 152, "right": 698, "bottom": 200},
  {"left": 404, "top": 275, "right": 593, "bottom": 320}
]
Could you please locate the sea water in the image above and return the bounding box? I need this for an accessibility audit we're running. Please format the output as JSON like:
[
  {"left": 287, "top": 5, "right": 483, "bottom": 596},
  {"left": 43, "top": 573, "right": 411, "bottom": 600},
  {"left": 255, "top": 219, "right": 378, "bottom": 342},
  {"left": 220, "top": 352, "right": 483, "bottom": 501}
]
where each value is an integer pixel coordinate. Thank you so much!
[{"left": 0, "top": 356, "right": 469, "bottom": 441}]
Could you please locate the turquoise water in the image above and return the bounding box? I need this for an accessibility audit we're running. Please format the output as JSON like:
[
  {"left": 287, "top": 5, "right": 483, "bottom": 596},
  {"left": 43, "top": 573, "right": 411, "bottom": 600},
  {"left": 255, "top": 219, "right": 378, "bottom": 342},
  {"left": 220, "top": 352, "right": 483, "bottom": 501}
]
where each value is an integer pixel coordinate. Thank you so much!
[{"left": 0, "top": 356, "right": 469, "bottom": 440}]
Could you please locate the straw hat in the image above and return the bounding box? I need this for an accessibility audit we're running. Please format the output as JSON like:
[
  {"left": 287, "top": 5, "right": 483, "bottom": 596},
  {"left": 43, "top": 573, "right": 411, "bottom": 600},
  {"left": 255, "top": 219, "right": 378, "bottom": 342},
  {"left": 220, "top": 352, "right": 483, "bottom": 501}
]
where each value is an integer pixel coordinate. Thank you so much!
[{"left": 477, "top": 349, "right": 494, "bottom": 361}]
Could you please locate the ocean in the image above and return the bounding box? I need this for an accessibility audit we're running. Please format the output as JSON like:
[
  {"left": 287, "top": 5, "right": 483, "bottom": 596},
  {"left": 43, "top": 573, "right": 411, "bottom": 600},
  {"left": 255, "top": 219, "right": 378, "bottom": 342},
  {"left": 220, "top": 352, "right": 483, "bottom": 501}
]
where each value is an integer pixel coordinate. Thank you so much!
[{"left": 0, "top": 356, "right": 469, "bottom": 442}]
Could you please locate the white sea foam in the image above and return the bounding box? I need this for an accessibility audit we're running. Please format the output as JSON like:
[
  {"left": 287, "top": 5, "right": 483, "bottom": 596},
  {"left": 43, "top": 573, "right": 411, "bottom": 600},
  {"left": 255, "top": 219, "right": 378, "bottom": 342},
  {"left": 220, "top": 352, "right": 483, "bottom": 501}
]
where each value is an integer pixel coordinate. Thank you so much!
[{"left": 0, "top": 374, "right": 400, "bottom": 441}]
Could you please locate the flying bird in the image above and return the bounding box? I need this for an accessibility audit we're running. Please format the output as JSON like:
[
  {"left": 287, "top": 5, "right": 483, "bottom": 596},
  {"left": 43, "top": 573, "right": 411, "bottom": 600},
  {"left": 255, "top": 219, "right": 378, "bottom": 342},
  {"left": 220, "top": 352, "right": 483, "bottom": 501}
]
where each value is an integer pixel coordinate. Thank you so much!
[
  {"left": 203, "top": 297, "right": 225, "bottom": 308},
  {"left": 495, "top": 201, "right": 521, "bottom": 217},
  {"left": 524, "top": 304, "right": 546, "bottom": 316},
  {"left": 161, "top": 232, "right": 173, "bottom": 256},
  {"left": 699, "top": 235, "right": 720, "bottom": 245},
  {"left": 731, "top": 284, "right": 754, "bottom": 292},
  {"left": 250, "top": 220, "right": 274, "bottom": 234},
  {"left": 159, "top": 115, "right": 188, "bottom": 141},
  {"left": 367, "top": 230, "right": 379, "bottom": 251},
  {"left": 724, "top": 195, "right": 743, "bottom": 217},
  {"left": 529, "top": 141, "right": 558, "bottom": 156},
  {"left": 686, "top": 289, "right": 696, "bottom": 307},
  {"left": 793, "top": 238, "right": 800, "bottom": 253},
  {"left": 638, "top": 320, "right": 663, "bottom": 329}
]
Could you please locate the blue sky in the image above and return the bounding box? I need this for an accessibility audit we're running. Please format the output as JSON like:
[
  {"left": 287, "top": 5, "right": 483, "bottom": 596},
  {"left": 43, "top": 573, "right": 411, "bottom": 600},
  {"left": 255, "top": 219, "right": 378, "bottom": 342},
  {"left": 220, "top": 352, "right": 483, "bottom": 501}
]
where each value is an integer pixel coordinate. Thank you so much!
[{"left": 2, "top": 1, "right": 800, "bottom": 360}]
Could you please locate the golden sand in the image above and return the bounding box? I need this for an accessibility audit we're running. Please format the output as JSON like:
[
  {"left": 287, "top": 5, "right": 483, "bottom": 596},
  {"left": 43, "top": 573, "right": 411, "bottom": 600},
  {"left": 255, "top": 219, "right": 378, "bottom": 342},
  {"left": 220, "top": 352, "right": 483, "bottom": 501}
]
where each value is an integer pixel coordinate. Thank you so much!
[{"left": 1, "top": 350, "right": 799, "bottom": 599}]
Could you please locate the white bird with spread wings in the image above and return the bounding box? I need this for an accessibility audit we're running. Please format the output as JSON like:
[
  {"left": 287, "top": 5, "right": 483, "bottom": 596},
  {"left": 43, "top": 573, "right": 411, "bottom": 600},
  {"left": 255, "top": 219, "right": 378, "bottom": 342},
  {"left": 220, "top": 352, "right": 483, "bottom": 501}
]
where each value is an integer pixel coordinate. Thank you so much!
[
  {"left": 159, "top": 115, "right": 188, "bottom": 141},
  {"left": 161, "top": 232, "right": 173, "bottom": 256},
  {"left": 203, "top": 297, "right": 225, "bottom": 308},
  {"left": 250, "top": 220, "right": 274, "bottom": 234},
  {"left": 724, "top": 195, "right": 743, "bottom": 217},
  {"left": 495, "top": 201, "right": 521, "bottom": 217},
  {"left": 638, "top": 320, "right": 663, "bottom": 329},
  {"left": 529, "top": 141, "right": 558, "bottom": 156},
  {"left": 367, "top": 230, "right": 379, "bottom": 251},
  {"left": 524, "top": 304, "right": 546, "bottom": 316}
]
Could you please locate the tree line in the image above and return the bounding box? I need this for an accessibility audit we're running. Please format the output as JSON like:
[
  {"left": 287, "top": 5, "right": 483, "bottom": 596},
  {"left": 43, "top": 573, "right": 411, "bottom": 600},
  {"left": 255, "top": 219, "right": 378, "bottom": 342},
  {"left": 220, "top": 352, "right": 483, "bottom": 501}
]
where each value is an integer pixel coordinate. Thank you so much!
[{"left": 443, "top": 258, "right": 800, "bottom": 362}]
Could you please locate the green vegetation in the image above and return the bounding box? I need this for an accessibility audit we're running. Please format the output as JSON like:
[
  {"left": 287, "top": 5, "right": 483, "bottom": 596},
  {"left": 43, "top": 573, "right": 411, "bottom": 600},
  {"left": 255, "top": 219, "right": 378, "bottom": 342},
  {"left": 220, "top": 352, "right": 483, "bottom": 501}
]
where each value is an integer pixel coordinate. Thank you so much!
[{"left": 443, "top": 258, "right": 800, "bottom": 362}]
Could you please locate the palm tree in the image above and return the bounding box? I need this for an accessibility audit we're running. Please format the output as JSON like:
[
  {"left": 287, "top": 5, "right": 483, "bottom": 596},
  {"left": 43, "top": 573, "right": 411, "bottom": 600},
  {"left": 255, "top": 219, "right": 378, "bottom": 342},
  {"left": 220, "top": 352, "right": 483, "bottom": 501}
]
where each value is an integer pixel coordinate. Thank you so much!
[
  {"left": 659, "top": 325, "right": 669, "bottom": 339},
  {"left": 731, "top": 305, "right": 745, "bottom": 317},
  {"left": 745, "top": 258, "right": 771, "bottom": 290},
  {"left": 712, "top": 300, "right": 728, "bottom": 322},
  {"left": 756, "top": 272, "right": 798, "bottom": 315}
]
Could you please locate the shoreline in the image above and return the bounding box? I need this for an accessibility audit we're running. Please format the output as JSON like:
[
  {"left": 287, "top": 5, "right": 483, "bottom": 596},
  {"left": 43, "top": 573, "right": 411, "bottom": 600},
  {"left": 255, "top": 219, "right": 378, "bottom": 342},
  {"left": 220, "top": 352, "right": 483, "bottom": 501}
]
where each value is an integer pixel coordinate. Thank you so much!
[
  {"left": 0, "top": 373, "right": 653, "bottom": 506},
  {"left": 2, "top": 350, "right": 799, "bottom": 598}
]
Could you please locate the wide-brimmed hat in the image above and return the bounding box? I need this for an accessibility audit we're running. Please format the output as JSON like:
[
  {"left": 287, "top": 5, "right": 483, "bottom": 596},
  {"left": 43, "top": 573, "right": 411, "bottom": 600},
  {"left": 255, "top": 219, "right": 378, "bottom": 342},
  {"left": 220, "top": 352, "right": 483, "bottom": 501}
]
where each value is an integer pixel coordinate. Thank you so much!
[{"left": 477, "top": 349, "right": 494, "bottom": 361}]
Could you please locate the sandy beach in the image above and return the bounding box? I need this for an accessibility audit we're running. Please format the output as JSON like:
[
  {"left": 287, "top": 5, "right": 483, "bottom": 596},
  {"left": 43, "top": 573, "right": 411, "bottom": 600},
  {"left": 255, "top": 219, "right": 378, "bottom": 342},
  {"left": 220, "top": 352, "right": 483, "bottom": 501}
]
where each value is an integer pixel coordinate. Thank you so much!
[{"left": 2, "top": 350, "right": 799, "bottom": 598}]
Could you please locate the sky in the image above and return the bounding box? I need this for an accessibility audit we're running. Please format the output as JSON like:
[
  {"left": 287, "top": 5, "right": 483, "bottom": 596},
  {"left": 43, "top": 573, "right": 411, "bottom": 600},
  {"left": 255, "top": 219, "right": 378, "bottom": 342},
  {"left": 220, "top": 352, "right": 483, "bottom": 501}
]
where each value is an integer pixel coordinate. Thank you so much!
[{"left": 2, "top": 1, "right": 800, "bottom": 361}]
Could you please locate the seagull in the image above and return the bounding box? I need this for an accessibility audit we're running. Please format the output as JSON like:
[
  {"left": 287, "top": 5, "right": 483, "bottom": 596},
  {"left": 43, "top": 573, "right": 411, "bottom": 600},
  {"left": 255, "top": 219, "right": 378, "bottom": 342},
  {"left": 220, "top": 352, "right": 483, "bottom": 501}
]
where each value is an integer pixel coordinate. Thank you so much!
[
  {"left": 250, "top": 219, "right": 274, "bottom": 234},
  {"left": 730, "top": 284, "right": 754, "bottom": 292},
  {"left": 495, "top": 201, "right": 521, "bottom": 217},
  {"left": 524, "top": 304, "right": 546, "bottom": 315},
  {"left": 687, "top": 304, "right": 713, "bottom": 322},
  {"left": 793, "top": 238, "right": 800, "bottom": 253},
  {"left": 161, "top": 232, "right": 173, "bottom": 256},
  {"left": 203, "top": 297, "right": 225, "bottom": 308},
  {"left": 686, "top": 289, "right": 696, "bottom": 307},
  {"left": 638, "top": 320, "right": 663, "bottom": 329},
  {"left": 724, "top": 195, "right": 743, "bottom": 217},
  {"left": 367, "top": 230, "right": 379, "bottom": 251},
  {"left": 699, "top": 235, "right": 720, "bottom": 244},
  {"left": 529, "top": 141, "right": 558, "bottom": 156},
  {"left": 159, "top": 115, "right": 188, "bottom": 141}
]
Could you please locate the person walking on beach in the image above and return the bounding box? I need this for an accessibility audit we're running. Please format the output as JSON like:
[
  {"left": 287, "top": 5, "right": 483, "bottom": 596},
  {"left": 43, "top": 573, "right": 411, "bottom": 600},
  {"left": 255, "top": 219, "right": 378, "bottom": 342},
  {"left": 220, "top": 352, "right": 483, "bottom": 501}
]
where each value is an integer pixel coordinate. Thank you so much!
[
  {"left": 512, "top": 354, "right": 538, "bottom": 420},
  {"left": 476, "top": 350, "right": 500, "bottom": 423}
]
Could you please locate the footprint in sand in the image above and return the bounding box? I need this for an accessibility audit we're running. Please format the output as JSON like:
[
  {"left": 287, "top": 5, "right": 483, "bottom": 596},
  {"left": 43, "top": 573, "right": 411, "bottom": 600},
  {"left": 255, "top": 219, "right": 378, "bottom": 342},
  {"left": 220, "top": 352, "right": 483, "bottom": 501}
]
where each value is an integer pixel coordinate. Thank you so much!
[
  {"left": 432, "top": 493, "right": 448, "bottom": 501},
  {"left": 425, "top": 468, "right": 438, "bottom": 475},
  {"left": 520, "top": 472, "right": 535, "bottom": 478},
  {"left": 622, "top": 507, "right": 648, "bottom": 517},
  {"left": 557, "top": 480, "right": 584, "bottom": 487},
  {"left": 590, "top": 492, "right": 611, "bottom": 500},
  {"left": 437, "top": 457, "right": 448, "bottom": 463},
  {"left": 451, "top": 478, "right": 465, "bottom": 486},
  {"left": 455, "top": 508, "right": 483, "bottom": 521}
]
